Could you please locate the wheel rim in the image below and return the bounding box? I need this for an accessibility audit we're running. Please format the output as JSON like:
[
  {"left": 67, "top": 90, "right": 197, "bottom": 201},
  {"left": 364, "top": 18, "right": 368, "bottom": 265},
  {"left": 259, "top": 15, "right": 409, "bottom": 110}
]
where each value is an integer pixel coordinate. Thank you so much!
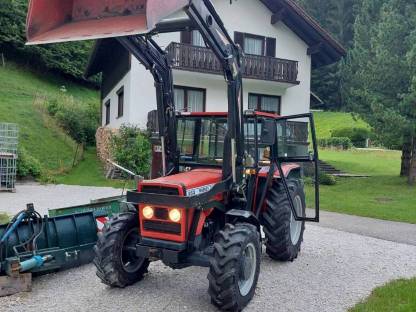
[
  {"left": 238, "top": 242, "right": 257, "bottom": 297},
  {"left": 120, "top": 228, "right": 145, "bottom": 273},
  {"left": 290, "top": 195, "right": 303, "bottom": 245}
]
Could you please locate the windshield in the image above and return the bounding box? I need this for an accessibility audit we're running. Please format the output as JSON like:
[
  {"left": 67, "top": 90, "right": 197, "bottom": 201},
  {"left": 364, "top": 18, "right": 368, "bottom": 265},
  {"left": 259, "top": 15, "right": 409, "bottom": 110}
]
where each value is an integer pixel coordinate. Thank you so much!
[
  {"left": 177, "top": 115, "right": 312, "bottom": 168},
  {"left": 177, "top": 117, "right": 228, "bottom": 166}
]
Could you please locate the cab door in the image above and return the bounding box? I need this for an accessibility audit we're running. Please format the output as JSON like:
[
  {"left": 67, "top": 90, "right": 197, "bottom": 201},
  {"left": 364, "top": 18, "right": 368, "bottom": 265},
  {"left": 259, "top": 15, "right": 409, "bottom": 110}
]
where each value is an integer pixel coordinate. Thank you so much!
[{"left": 274, "top": 113, "right": 320, "bottom": 222}]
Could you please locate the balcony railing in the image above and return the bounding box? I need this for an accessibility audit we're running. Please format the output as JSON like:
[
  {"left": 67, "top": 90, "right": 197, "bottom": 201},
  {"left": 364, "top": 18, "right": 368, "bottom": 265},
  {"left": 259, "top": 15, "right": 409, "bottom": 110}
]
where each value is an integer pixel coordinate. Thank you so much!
[{"left": 166, "top": 42, "right": 299, "bottom": 84}]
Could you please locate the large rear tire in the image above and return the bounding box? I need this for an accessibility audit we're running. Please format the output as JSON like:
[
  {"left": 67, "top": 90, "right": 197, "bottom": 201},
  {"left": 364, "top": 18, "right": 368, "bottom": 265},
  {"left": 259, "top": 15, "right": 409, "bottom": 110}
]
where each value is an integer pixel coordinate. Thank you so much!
[
  {"left": 93, "top": 212, "right": 150, "bottom": 287},
  {"left": 262, "top": 180, "right": 306, "bottom": 261},
  {"left": 208, "top": 223, "right": 261, "bottom": 312}
]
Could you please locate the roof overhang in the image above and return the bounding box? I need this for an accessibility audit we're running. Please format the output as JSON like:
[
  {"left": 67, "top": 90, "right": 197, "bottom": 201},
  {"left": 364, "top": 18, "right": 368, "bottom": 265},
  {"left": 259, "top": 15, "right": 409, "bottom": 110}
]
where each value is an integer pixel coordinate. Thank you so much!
[
  {"left": 85, "top": 39, "right": 122, "bottom": 78},
  {"left": 261, "top": 0, "right": 346, "bottom": 68}
]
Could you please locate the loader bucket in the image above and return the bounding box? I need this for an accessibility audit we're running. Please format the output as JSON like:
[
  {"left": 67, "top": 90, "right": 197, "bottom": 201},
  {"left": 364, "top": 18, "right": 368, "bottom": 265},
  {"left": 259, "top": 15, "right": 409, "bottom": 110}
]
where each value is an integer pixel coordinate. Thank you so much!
[{"left": 26, "top": 0, "right": 189, "bottom": 45}]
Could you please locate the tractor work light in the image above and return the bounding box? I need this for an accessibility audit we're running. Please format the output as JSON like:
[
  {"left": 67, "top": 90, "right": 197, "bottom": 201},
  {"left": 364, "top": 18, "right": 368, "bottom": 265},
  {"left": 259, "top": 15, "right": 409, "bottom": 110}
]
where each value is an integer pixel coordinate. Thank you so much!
[
  {"left": 143, "top": 206, "right": 154, "bottom": 219},
  {"left": 168, "top": 209, "right": 181, "bottom": 223}
]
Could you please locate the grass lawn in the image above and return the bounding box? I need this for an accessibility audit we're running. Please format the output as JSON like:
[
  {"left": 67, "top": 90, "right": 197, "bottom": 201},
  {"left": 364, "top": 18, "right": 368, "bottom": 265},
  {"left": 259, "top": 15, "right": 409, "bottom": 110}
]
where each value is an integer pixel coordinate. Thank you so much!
[
  {"left": 350, "top": 278, "right": 416, "bottom": 312},
  {"left": 306, "top": 149, "right": 416, "bottom": 224},
  {"left": 55, "top": 147, "right": 135, "bottom": 189},
  {"left": 0, "top": 63, "right": 98, "bottom": 174},
  {"left": 313, "top": 111, "right": 370, "bottom": 138}
]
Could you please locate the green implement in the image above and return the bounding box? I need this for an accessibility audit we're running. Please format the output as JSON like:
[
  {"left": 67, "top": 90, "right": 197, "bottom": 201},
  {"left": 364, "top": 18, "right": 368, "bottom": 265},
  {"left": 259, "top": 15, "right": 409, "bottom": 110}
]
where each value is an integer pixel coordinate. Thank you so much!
[{"left": 48, "top": 196, "right": 125, "bottom": 218}]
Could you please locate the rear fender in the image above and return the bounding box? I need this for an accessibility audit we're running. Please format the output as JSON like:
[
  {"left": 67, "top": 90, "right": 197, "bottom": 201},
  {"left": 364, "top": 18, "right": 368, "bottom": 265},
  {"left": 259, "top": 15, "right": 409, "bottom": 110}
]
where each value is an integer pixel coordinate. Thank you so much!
[
  {"left": 257, "top": 163, "right": 301, "bottom": 180},
  {"left": 254, "top": 163, "right": 302, "bottom": 214}
]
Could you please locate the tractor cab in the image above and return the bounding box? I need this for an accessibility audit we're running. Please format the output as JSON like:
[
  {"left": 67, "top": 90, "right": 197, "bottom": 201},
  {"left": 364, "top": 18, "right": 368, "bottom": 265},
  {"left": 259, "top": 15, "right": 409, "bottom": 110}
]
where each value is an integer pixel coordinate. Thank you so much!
[{"left": 175, "top": 110, "right": 315, "bottom": 172}]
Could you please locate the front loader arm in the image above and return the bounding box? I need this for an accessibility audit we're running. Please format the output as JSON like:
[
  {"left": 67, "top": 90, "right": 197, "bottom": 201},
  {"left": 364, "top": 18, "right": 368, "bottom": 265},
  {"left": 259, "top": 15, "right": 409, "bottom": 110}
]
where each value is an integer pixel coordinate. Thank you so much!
[
  {"left": 119, "top": 0, "right": 245, "bottom": 181},
  {"left": 117, "top": 36, "right": 178, "bottom": 176},
  {"left": 185, "top": 0, "right": 245, "bottom": 184}
]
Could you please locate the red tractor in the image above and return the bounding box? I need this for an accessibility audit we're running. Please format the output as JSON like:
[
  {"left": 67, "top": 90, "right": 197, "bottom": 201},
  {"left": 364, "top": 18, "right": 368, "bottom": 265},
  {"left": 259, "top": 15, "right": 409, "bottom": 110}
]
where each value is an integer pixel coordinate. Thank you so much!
[{"left": 26, "top": 1, "right": 319, "bottom": 310}]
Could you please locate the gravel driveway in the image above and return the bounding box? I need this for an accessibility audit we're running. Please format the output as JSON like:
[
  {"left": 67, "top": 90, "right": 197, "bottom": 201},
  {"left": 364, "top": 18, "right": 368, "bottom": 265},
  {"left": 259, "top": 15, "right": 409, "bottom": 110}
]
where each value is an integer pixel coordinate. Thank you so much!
[
  {"left": 0, "top": 183, "right": 123, "bottom": 216},
  {"left": 1, "top": 184, "right": 416, "bottom": 311}
]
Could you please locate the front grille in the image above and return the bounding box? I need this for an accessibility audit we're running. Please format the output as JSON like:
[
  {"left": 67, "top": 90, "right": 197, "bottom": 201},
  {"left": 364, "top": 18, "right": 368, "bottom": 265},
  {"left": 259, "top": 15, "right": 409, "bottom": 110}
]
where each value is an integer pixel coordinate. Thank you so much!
[
  {"left": 141, "top": 186, "right": 180, "bottom": 195},
  {"left": 143, "top": 220, "right": 181, "bottom": 235},
  {"left": 154, "top": 207, "right": 168, "bottom": 220}
]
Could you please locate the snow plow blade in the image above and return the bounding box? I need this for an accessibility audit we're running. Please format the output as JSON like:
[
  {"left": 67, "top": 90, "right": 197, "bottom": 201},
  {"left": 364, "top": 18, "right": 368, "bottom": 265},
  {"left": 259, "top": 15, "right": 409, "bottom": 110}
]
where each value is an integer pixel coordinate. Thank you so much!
[{"left": 26, "top": 0, "right": 189, "bottom": 45}]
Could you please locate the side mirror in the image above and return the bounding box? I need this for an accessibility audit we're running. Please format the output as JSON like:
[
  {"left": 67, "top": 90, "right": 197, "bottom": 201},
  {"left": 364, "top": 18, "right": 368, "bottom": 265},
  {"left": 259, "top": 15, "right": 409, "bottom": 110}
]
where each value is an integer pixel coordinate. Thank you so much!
[{"left": 259, "top": 119, "right": 276, "bottom": 146}]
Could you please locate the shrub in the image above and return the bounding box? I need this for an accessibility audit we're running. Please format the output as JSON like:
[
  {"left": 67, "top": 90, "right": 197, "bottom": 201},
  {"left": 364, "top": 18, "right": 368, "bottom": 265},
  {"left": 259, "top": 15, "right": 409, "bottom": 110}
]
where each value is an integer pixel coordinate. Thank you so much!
[
  {"left": 331, "top": 127, "right": 371, "bottom": 148},
  {"left": 0, "top": 213, "right": 9, "bottom": 225},
  {"left": 17, "top": 146, "right": 43, "bottom": 178},
  {"left": 318, "top": 173, "right": 337, "bottom": 185},
  {"left": 318, "top": 137, "right": 353, "bottom": 150},
  {"left": 46, "top": 94, "right": 99, "bottom": 145},
  {"left": 110, "top": 125, "right": 152, "bottom": 177},
  {"left": 46, "top": 98, "right": 59, "bottom": 116}
]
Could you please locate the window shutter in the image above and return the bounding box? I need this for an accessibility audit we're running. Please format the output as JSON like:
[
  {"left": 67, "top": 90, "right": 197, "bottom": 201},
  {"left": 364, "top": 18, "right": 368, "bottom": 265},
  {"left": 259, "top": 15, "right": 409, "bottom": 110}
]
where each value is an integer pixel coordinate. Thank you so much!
[
  {"left": 266, "top": 37, "right": 276, "bottom": 57},
  {"left": 234, "top": 31, "right": 244, "bottom": 49},
  {"left": 180, "top": 30, "right": 192, "bottom": 44}
]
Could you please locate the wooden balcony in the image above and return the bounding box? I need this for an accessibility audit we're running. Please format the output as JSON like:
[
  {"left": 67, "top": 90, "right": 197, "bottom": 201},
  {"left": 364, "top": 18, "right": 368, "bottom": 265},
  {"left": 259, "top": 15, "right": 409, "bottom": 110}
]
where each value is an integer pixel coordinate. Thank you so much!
[{"left": 166, "top": 42, "right": 299, "bottom": 84}]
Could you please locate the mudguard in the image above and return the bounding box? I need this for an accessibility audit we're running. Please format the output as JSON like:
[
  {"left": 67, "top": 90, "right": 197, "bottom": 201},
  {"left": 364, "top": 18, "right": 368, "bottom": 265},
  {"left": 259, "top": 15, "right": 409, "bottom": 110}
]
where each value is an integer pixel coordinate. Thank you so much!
[
  {"left": 225, "top": 209, "right": 260, "bottom": 231},
  {"left": 258, "top": 163, "right": 302, "bottom": 179}
]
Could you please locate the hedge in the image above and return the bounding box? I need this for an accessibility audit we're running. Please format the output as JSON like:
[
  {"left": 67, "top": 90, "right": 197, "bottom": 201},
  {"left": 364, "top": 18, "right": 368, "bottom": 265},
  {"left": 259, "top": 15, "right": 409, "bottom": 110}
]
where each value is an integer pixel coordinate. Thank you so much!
[
  {"left": 318, "top": 137, "right": 353, "bottom": 150},
  {"left": 331, "top": 127, "right": 371, "bottom": 148}
]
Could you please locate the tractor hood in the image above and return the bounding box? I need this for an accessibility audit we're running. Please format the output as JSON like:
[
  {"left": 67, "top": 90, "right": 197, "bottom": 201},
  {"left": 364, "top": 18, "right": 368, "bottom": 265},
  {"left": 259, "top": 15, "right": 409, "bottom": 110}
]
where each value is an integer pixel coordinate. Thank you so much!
[
  {"left": 139, "top": 169, "right": 223, "bottom": 196},
  {"left": 26, "top": 0, "right": 189, "bottom": 45}
]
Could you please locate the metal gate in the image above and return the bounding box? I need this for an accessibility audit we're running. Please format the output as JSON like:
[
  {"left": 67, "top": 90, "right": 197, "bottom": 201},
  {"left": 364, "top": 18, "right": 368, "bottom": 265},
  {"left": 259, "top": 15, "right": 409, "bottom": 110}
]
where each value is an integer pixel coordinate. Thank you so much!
[{"left": 0, "top": 123, "right": 18, "bottom": 192}]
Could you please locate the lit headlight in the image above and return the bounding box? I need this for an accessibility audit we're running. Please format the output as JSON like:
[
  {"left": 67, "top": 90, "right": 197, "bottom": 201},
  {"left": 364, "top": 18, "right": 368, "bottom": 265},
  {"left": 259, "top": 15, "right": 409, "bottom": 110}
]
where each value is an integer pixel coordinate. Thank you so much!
[
  {"left": 168, "top": 208, "right": 181, "bottom": 223},
  {"left": 143, "top": 206, "right": 154, "bottom": 219}
]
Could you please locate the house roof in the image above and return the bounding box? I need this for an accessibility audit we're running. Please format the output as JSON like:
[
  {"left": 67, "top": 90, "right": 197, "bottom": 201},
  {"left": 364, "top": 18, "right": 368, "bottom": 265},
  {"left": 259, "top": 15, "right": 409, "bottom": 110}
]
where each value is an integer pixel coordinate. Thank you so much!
[
  {"left": 85, "top": 0, "right": 346, "bottom": 77},
  {"left": 260, "top": 0, "right": 346, "bottom": 67},
  {"left": 85, "top": 39, "right": 121, "bottom": 78}
]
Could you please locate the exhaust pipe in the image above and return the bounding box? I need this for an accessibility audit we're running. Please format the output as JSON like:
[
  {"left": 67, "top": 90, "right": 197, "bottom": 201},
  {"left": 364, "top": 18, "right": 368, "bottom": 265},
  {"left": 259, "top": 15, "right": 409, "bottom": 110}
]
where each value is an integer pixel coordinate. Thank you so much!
[{"left": 26, "top": 0, "right": 189, "bottom": 45}]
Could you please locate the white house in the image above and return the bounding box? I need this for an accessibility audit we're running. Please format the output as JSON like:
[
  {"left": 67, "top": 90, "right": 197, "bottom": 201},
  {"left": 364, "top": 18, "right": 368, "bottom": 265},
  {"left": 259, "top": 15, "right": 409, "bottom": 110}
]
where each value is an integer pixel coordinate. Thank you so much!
[{"left": 85, "top": 0, "right": 345, "bottom": 129}]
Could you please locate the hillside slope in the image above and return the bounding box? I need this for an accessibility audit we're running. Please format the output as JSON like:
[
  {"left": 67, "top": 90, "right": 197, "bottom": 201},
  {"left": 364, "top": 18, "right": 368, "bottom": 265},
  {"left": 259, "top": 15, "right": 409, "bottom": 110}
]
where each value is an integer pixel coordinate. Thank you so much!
[
  {"left": 313, "top": 111, "right": 370, "bottom": 138},
  {"left": 0, "top": 63, "right": 98, "bottom": 174}
]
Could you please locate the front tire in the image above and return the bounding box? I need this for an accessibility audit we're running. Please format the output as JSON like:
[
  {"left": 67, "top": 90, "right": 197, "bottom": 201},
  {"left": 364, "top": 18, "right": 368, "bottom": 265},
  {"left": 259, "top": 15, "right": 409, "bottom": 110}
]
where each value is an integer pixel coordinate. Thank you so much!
[
  {"left": 208, "top": 223, "right": 261, "bottom": 311},
  {"left": 262, "top": 180, "right": 306, "bottom": 261},
  {"left": 93, "top": 212, "right": 150, "bottom": 287}
]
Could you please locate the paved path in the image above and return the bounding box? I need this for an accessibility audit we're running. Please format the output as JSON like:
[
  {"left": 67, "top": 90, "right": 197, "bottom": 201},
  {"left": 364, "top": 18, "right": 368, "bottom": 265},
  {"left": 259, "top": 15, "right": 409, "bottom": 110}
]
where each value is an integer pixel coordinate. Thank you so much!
[{"left": 308, "top": 209, "right": 416, "bottom": 246}]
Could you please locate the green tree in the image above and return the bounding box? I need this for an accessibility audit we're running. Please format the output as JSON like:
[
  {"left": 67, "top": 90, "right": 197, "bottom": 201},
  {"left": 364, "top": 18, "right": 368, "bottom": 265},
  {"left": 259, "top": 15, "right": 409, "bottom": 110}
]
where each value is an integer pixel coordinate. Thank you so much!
[
  {"left": 296, "top": 0, "right": 359, "bottom": 110},
  {"left": 0, "top": 0, "right": 93, "bottom": 80},
  {"left": 343, "top": 0, "right": 416, "bottom": 184}
]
